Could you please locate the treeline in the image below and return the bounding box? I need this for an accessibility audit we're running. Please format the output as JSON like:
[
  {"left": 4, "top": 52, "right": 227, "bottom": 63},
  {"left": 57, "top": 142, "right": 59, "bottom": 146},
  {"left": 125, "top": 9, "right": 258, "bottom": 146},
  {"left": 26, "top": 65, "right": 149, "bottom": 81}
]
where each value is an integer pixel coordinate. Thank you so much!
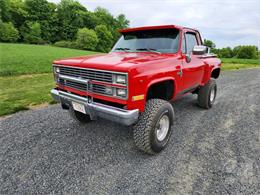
[
  {"left": 0, "top": 0, "right": 129, "bottom": 52},
  {"left": 204, "top": 39, "right": 259, "bottom": 59}
]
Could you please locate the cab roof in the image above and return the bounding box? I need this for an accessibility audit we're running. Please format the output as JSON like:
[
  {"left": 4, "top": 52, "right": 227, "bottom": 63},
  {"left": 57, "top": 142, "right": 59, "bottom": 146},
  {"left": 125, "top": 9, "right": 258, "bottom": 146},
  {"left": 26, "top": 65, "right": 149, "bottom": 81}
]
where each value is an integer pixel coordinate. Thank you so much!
[{"left": 119, "top": 25, "right": 198, "bottom": 33}]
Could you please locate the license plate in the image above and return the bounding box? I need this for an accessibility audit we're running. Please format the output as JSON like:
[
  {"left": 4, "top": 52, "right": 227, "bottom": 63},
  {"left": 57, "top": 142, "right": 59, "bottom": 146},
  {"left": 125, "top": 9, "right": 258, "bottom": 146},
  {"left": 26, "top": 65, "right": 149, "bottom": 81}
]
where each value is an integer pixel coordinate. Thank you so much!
[{"left": 72, "top": 102, "right": 86, "bottom": 114}]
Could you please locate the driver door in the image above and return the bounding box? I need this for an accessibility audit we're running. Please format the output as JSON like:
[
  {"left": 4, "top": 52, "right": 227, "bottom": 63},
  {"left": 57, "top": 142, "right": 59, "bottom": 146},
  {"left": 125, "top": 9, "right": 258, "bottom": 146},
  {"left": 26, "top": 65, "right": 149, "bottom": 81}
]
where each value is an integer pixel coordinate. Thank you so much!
[{"left": 181, "top": 31, "right": 205, "bottom": 91}]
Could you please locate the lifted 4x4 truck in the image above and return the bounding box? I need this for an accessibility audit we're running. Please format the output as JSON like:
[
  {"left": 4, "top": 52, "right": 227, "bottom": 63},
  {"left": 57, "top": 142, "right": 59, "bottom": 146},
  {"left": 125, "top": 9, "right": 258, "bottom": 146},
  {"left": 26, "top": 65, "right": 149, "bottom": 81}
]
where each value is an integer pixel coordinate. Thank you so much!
[{"left": 51, "top": 25, "right": 221, "bottom": 154}]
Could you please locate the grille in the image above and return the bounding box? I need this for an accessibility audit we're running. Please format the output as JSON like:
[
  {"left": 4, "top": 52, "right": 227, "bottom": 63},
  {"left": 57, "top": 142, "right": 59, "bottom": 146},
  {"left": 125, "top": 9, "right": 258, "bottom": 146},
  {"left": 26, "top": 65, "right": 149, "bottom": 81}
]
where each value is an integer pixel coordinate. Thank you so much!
[
  {"left": 59, "top": 79, "right": 87, "bottom": 91},
  {"left": 59, "top": 79, "right": 111, "bottom": 96},
  {"left": 91, "top": 84, "right": 108, "bottom": 94},
  {"left": 58, "top": 66, "right": 113, "bottom": 83}
]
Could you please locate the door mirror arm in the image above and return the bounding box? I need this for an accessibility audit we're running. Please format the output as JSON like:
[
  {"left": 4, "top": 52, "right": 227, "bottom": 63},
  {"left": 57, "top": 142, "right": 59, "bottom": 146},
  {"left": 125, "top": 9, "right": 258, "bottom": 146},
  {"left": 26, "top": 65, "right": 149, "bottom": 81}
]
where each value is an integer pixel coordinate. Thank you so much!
[{"left": 185, "top": 52, "right": 191, "bottom": 63}]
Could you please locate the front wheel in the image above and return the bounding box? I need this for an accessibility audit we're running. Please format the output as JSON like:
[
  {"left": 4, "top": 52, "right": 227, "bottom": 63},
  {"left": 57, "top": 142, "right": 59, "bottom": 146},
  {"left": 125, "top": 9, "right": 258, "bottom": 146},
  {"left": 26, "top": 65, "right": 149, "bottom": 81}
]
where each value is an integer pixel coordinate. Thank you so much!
[
  {"left": 133, "top": 99, "right": 174, "bottom": 154},
  {"left": 197, "top": 79, "right": 217, "bottom": 109}
]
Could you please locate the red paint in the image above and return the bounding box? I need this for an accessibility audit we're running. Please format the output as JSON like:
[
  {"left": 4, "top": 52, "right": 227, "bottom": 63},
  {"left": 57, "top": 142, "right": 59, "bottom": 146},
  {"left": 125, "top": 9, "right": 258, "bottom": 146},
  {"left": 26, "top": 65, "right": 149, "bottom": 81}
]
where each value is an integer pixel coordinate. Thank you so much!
[{"left": 53, "top": 25, "right": 221, "bottom": 112}]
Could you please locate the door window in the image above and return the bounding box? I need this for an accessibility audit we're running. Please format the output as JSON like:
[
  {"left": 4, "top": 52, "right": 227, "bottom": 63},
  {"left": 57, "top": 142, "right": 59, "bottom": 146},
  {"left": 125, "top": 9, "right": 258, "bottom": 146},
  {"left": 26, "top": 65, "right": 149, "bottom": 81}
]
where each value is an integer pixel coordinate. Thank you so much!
[
  {"left": 185, "top": 33, "right": 198, "bottom": 54},
  {"left": 182, "top": 36, "right": 186, "bottom": 53}
]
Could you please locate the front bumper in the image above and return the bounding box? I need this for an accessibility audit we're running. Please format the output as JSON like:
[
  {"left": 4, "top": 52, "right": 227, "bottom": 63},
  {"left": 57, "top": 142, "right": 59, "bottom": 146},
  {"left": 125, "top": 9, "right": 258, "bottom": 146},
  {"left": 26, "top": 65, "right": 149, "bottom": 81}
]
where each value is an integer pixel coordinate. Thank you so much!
[{"left": 51, "top": 89, "right": 139, "bottom": 126}]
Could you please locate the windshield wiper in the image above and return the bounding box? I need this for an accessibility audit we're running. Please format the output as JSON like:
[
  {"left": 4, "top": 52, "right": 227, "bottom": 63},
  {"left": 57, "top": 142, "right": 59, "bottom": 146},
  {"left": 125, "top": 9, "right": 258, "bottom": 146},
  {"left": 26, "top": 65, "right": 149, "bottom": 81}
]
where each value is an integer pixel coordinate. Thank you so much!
[
  {"left": 114, "top": 47, "right": 131, "bottom": 52},
  {"left": 135, "top": 48, "right": 161, "bottom": 54}
]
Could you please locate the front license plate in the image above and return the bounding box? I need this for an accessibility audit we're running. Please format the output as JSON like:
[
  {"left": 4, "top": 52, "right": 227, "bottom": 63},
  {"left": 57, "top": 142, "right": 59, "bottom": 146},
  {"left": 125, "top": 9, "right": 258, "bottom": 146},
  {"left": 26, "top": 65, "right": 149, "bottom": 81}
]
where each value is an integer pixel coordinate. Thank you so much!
[{"left": 72, "top": 102, "right": 86, "bottom": 114}]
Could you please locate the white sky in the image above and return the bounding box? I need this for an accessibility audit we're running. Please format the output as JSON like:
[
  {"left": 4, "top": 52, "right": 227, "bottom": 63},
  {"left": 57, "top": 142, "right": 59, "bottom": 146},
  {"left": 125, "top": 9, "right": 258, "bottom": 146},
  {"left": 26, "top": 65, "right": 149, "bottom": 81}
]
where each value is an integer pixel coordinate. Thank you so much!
[{"left": 49, "top": 0, "right": 260, "bottom": 48}]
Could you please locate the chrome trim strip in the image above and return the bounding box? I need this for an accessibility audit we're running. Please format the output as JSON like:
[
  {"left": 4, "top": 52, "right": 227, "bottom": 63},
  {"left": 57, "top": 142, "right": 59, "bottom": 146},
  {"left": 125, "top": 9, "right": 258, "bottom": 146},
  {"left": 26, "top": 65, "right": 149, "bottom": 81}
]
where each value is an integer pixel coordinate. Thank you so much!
[{"left": 59, "top": 74, "right": 89, "bottom": 84}]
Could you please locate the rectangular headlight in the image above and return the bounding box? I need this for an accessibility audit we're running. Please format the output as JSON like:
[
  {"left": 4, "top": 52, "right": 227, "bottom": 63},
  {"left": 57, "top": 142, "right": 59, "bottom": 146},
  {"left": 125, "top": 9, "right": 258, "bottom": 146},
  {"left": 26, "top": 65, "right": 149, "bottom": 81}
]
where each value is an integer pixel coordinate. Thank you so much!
[
  {"left": 115, "top": 74, "right": 126, "bottom": 84},
  {"left": 53, "top": 66, "right": 60, "bottom": 74},
  {"left": 116, "top": 88, "right": 127, "bottom": 97}
]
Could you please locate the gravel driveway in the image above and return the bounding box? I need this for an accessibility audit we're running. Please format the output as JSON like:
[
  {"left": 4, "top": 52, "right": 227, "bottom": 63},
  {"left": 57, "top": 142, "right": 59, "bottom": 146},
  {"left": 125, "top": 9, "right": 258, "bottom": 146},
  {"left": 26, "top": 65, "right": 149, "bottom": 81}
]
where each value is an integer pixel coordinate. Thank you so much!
[{"left": 0, "top": 69, "right": 259, "bottom": 194}]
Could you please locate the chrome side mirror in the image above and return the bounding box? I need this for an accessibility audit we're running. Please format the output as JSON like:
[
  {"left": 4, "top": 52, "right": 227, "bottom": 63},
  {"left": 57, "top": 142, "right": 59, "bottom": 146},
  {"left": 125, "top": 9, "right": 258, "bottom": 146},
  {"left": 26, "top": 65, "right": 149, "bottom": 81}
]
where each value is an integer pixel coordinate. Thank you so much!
[{"left": 192, "top": 45, "right": 207, "bottom": 55}]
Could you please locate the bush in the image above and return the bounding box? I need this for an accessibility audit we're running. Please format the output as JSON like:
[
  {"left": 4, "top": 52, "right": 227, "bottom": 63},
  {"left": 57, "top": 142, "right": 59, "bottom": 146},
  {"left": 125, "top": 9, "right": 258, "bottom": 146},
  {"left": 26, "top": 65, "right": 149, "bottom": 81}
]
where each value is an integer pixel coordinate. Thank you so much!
[
  {"left": 0, "top": 22, "right": 19, "bottom": 42},
  {"left": 95, "top": 25, "right": 113, "bottom": 52},
  {"left": 218, "top": 47, "right": 233, "bottom": 58},
  {"left": 76, "top": 28, "right": 98, "bottom": 50},
  {"left": 237, "top": 46, "right": 258, "bottom": 59},
  {"left": 54, "top": 40, "right": 77, "bottom": 49},
  {"left": 23, "top": 22, "right": 42, "bottom": 44}
]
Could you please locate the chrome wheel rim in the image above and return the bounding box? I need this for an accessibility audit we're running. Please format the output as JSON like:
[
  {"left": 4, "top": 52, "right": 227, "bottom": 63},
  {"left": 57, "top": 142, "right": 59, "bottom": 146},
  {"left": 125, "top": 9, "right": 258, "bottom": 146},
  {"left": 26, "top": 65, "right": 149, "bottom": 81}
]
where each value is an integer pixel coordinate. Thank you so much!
[
  {"left": 210, "top": 87, "right": 216, "bottom": 103},
  {"left": 156, "top": 115, "right": 170, "bottom": 141}
]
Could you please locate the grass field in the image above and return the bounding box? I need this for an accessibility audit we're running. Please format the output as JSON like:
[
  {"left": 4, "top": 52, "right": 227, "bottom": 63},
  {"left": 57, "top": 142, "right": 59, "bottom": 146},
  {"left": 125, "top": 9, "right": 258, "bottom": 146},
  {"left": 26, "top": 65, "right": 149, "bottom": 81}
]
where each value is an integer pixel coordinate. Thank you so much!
[
  {"left": 0, "top": 43, "right": 99, "bottom": 116},
  {"left": 0, "top": 43, "right": 97, "bottom": 76},
  {"left": 221, "top": 58, "right": 260, "bottom": 70},
  {"left": 0, "top": 43, "right": 259, "bottom": 116}
]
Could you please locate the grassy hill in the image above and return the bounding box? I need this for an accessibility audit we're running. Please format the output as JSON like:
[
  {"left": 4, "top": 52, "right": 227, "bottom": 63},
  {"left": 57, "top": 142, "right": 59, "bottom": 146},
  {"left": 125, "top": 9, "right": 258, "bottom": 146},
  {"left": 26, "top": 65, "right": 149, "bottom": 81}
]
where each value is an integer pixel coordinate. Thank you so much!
[
  {"left": 0, "top": 43, "right": 98, "bottom": 116},
  {"left": 0, "top": 43, "right": 98, "bottom": 76},
  {"left": 0, "top": 43, "right": 259, "bottom": 116}
]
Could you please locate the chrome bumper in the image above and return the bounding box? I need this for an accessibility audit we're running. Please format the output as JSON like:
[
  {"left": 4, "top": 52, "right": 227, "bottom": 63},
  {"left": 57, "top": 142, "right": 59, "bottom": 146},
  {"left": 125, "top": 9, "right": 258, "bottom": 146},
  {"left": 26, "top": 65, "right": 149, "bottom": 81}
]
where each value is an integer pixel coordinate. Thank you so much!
[{"left": 51, "top": 89, "right": 139, "bottom": 126}]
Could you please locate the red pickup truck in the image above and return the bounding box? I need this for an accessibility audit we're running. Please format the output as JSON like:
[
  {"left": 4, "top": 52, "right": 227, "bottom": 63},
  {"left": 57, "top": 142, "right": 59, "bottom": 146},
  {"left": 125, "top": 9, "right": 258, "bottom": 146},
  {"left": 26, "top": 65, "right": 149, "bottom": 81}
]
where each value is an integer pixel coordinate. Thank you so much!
[{"left": 51, "top": 25, "right": 221, "bottom": 154}]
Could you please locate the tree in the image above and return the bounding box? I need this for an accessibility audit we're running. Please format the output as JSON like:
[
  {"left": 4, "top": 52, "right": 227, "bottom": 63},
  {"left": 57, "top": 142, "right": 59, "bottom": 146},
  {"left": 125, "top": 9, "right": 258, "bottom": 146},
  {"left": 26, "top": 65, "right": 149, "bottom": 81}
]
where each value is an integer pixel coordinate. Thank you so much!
[
  {"left": 76, "top": 28, "right": 98, "bottom": 50},
  {"left": 25, "top": 0, "right": 59, "bottom": 42},
  {"left": 95, "top": 25, "right": 113, "bottom": 52},
  {"left": 218, "top": 47, "right": 233, "bottom": 58},
  {"left": 116, "top": 14, "right": 129, "bottom": 29},
  {"left": 204, "top": 39, "right": 216, "bottom": 49},
  {"left": 0, "top": 21, "right": 19, "bottom": 42},
  {"left": 9, "top": 0, "right": 27, "bottom": 28},
  {"left": 232, "top": 46, "right": 241, "bottom": 57},
  {"left": 0, "top": 0, "right": 11, "bottom": 22},
  {"left": 237, "top": 46, "right": 258, "bottom": 59},
  {"left": 22, "top": 22, "right": 42, "bottom": 44},
  {"left": 94, "top": 7, "right": 119, "bottom": 42},
  {"left": 57, "top": 0, "right": 86, "bottom": 40}
]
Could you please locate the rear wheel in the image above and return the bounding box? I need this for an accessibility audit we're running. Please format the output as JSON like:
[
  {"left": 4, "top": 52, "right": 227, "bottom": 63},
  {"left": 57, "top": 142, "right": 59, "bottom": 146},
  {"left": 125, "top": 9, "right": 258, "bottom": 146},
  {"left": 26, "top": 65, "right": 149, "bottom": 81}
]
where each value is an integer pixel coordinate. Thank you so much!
[
  {"left": 69, "top": 107, "right": 92, "bottom": 124},
  {"left": 198, "top": 79, "right": 217, "bottom": 109},
  {"left": 133, "top": 99, "right": 174, "bottom": 154}
]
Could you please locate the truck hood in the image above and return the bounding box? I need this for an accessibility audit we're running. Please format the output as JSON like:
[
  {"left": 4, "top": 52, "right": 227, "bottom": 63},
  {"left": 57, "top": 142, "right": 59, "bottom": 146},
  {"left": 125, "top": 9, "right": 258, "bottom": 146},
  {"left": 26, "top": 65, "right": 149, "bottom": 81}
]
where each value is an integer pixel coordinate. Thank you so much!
[{"left": 53, "top": 52, "right": 177, "bottom": 72}]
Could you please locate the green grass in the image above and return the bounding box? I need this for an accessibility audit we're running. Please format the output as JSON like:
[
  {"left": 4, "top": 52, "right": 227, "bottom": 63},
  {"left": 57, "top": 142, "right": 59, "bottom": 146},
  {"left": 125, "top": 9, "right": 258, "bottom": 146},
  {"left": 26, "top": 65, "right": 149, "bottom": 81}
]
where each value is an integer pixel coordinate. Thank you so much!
[
  {"left": 0, "top": 43, "right": 98, "bottom": 76},
  {"left": 221, "top": 63, "right": 260, "bottom": 71},
  {"left": 0, "top": 43, "right": 99, "bottom": 116},
  {"left": 221, "top": 58, "right": 260, "bottom": 70},
  {"left": 221, "top": 58, "right": 260, "bottom": 65},
  {"left": 0, "top": 74, "right": 54, "bottom": 116}
]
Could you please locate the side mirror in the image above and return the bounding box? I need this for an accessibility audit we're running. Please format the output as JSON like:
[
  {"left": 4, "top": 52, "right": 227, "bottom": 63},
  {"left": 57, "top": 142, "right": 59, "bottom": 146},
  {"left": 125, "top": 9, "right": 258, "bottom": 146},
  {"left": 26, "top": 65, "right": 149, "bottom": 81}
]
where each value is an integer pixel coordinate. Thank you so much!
[{"left": 192, "top": 45, "right": 207, "bottom": 55}]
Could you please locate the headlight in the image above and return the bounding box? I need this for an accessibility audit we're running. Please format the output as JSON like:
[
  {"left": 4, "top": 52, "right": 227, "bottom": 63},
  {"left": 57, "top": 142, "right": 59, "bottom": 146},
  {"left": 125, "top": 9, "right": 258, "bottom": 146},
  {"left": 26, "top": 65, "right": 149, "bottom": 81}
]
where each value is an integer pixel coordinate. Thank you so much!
[
  {"left": 116, "top": 88, "right": 127, "bottom": 97},
  {"left": 53, "top": 66, "right": 60, "bottom": 73},
  {"left": 114, "top": 74, "right": 126, "bottom": 84},
  {"left": 56, "top": 67, "right": 60, "bottom": 73}
]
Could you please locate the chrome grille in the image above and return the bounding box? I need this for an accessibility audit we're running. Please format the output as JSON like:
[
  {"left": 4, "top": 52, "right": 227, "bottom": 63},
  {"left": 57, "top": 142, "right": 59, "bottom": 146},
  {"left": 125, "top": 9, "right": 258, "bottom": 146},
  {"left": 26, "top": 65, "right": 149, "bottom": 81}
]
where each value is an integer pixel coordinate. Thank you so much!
[
  {"left": 58, "top": 66, "right": 113, "bottom": 83},
  {"left": 58, "top": 79, "right": 111, "bottom": 96},
  {"left": 91, "top": 84, "right": 108, "bottom": 94},
  {"left": 59, "top": 79, "right": 87, "bottom": 91}
]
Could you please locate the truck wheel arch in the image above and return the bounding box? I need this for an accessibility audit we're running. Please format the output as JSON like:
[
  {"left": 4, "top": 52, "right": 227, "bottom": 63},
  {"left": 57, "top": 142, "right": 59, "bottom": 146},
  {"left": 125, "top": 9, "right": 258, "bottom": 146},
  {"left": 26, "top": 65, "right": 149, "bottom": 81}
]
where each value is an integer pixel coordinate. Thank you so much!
[
  {"left": 211, "top": 68, "right": 221, "bottom": 79},
  {"left": 146, "top": 78, "right": 176, "bottom": 101}
]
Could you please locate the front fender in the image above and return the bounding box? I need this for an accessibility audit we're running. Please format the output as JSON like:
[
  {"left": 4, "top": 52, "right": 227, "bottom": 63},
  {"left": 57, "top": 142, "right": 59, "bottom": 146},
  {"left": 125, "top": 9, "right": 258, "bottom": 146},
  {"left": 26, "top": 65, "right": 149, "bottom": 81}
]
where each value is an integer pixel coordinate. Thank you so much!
[{"left": 145, "top": 76, "right": 177, "bottom": 99}]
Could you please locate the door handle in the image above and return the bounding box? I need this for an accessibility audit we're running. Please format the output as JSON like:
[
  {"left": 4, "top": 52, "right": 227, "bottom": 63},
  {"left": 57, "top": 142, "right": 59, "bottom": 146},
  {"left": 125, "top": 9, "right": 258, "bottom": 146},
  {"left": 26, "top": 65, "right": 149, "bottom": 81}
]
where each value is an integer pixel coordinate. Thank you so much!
[{"left": 177, "top": 69, "right": 183, "bottom": 77}]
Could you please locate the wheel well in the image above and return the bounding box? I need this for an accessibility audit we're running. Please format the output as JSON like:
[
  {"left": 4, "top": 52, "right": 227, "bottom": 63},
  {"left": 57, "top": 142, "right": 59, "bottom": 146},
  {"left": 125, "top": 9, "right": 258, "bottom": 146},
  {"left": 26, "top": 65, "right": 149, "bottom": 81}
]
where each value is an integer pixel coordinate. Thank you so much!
[
  {"left": 211, "top": 68, "right": 220, "bottom": 79},
  {"left": 146, "top": 80, "right": 174, "bottom": 101}
]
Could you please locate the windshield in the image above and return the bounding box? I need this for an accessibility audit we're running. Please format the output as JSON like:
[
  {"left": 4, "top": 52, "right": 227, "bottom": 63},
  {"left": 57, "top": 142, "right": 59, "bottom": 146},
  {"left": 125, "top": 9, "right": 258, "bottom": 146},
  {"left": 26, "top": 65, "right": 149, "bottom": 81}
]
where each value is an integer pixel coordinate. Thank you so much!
[{"left": 112, "top": 29, "right": 180, "bottom": 54}]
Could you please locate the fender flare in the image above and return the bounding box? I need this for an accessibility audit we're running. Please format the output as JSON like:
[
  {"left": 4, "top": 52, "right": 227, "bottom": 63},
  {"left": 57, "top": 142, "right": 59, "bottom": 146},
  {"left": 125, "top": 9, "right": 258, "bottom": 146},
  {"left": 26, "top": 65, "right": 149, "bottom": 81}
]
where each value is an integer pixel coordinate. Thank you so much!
[{"left": 145, "top": 76, "right": 176, "bottom": 99}]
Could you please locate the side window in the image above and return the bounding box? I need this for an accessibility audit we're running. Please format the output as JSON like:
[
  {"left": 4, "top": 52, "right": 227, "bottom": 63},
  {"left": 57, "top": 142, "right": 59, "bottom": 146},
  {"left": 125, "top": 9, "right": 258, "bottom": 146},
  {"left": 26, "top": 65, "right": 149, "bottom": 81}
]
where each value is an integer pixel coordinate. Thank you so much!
[
  {"left": 182, "top": 36, "right": 186, "bottom": 53},
  {"left": 185, "top": 33, "right": 198, "bottom": 54}
]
